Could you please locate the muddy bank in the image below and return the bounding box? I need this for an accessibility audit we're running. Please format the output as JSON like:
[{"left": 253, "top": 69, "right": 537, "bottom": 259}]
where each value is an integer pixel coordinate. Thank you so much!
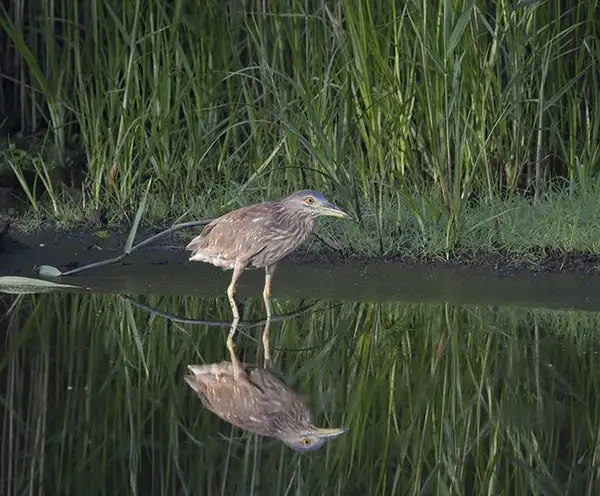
[
  {"left": 2, "top": 225, "right": 600, "bottom": 312},
  {"left": 2, "top": 223, "right": 600, "bottom": 276}
]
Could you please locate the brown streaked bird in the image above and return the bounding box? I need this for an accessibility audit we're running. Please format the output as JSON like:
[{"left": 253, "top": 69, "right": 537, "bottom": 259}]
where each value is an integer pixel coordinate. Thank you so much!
[
  {"left": 184, "top": 361, "right": 347, "bottom": 452},
  {"left": 185, "top": 190, "right": 349, "bottom": 371}
]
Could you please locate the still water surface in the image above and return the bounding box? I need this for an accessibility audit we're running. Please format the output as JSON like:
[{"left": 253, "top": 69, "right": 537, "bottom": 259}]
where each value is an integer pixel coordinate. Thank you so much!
[{"left": 2, "top": 287, "right": 600, "bottom": 495}]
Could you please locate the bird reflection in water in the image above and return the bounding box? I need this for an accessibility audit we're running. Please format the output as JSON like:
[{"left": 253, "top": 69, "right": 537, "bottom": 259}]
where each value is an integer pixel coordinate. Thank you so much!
[
  {"left": 184, "top": 359, "right": 347, "bottom": 452},
  {"left": 185, "top": 191, "right": 348, "bottom": 450}
]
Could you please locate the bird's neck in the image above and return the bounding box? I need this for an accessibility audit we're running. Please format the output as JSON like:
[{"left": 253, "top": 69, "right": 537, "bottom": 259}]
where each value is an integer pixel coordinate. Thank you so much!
[{"left": 275, "top": 203, "right": 315, "bottom": 238}]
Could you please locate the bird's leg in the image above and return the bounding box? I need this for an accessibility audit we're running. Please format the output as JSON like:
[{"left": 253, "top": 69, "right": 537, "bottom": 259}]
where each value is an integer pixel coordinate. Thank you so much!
[
  {"left": 226, "top": 261, "right": 245, "bottom": 322},
  {"left": 262, "top": 264, "right": 275, "bottom": 368},
  {"left": 227, "top": 260, "right": 245, "bottom": 380}
]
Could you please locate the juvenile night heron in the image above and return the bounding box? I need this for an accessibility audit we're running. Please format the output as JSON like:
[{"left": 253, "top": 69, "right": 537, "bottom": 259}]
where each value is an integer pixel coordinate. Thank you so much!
[
  {"left": 184, "top": 361, "right": 347, "bottom": 452},
  {"left": 185, "top": 190, "right": 349, "bottom": 369}
]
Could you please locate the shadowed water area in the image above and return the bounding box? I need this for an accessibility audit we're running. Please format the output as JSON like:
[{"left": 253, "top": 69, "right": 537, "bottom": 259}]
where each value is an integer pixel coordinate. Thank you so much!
[{"left": 3, "top": 259, "right": 600, "bottom": 494}]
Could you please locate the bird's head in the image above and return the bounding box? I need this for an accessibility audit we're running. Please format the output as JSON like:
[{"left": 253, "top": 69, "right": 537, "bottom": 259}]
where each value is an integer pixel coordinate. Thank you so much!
[
  {"left": 284, "top": 190, "right": 349, "bottom": 219},
  {"left": 278, "top": 425, "right": 348, "bottom": 452}
]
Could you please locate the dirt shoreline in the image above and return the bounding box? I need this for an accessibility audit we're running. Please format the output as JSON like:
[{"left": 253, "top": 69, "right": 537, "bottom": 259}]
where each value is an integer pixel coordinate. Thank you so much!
[
  {"left": 2, "top": 222, "right": 600, "bottom": 278},
  {"left": 4, "top": 223, "right": 600, "bottom": 312}
]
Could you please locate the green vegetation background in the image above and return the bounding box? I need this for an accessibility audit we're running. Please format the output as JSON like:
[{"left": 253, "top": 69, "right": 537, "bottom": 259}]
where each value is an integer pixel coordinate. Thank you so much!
[{"left": 1, "top": 0, "right": 599, "bottom": 259}]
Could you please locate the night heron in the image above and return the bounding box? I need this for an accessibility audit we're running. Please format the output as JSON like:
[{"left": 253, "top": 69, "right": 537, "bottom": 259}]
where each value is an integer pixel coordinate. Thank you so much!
[
  {"left": 184, "top": 361, "right": 347, "bottom": 452},
  {"left": 185, "top": 190, "right": 349, "bottom": 369}
]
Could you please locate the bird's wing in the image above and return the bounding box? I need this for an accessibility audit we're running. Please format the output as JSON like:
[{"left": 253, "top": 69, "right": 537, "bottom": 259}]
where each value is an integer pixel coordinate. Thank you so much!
[
  {"left": 185, "top": 203, "right": 280, "bottom": 263},
  {"left": 184, "top": 218, "right": 218, "bottom": 252}
]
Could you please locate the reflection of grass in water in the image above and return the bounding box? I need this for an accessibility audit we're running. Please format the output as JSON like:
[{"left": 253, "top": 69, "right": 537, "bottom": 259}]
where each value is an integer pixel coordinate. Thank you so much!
[{"left": 3, "top": 295, "right": 600, "bottom": 494}]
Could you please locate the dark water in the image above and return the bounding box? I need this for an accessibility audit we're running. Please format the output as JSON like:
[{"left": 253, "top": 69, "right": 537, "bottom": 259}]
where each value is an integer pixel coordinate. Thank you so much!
[{"left": 2, "top": 268, "right": 600, "bottom": 494}]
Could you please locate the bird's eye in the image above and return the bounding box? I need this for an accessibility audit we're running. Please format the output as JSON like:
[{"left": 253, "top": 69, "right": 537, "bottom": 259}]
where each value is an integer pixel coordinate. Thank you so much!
[
  {"left": 304, "top": 196, "right": 315, "bottom": 205},
  {"left": 302, "top": 438, "right": 312, "bottom": 446}
]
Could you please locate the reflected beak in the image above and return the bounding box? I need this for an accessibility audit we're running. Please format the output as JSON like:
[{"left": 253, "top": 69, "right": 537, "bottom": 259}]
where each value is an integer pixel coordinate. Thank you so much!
[
  {"left": 319, "top": 202, "right": 349, "bottom": 218},
  {"left": 315, "top": 427, "right": 348, "bottom": 440}
]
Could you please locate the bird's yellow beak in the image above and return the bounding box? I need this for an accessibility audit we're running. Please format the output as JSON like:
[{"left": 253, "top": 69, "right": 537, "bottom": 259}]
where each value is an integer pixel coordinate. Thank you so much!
[
  {"left": 319, "top": 202, "right": 349, "bottom": 218},
  {"left": 315, "top": 427, "right": 348, "bottom": 439}
]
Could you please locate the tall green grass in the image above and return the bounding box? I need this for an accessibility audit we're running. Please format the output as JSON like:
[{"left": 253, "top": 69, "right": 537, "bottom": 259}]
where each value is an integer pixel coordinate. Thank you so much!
[
  {"left": 2, "top": 293, "right": 600, "bottom": 494},
  {"left": 1, "top": 0, "right": 599, "bottom": 223}
]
